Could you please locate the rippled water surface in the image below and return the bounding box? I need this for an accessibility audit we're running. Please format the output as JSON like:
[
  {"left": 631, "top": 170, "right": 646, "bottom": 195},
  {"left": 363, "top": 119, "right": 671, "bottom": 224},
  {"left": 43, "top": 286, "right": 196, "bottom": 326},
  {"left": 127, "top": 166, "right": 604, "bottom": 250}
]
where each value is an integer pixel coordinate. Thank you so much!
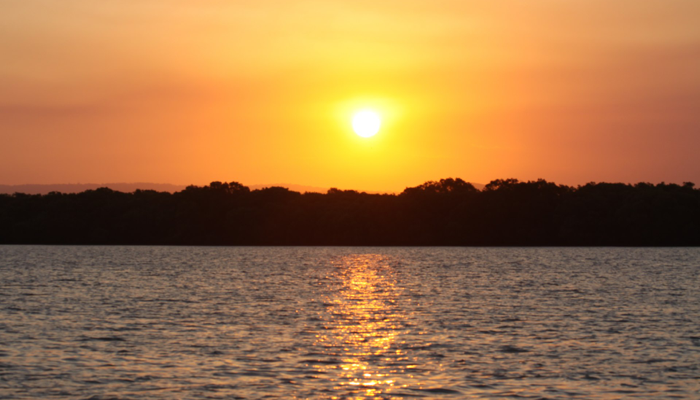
[{"left": 1, "top": 246, "right": 699, "bottom": 399}]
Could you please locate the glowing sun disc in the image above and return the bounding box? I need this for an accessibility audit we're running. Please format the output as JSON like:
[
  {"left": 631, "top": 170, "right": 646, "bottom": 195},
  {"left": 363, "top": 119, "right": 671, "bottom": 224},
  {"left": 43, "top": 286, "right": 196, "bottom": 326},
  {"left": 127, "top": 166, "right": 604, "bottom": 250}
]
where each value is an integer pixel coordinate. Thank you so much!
[{"left": 352, "top": 110, "right": 381, "bottom": 137}]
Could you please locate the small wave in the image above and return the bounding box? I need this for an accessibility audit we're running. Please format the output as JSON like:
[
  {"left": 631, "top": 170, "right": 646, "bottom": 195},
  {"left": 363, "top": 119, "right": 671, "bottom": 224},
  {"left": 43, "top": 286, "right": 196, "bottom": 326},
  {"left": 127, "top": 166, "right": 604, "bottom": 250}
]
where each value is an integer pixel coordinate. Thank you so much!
[
  {"left": 499, "top": 345, "right": 529, "bottom": 353},
  {"left": 412, "top": 387, "right": 462, "bottom": 394},
  {"left": 80, "top": 336, "right": 126, "bottom": 342}
]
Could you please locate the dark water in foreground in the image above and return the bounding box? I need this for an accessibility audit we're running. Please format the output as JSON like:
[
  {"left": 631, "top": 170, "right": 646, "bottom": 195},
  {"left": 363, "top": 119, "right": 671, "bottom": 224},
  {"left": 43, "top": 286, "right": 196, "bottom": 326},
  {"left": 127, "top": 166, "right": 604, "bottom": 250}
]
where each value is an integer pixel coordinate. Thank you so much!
[{"left": 0, "top": 246, "right": 699, "bottom": 399}]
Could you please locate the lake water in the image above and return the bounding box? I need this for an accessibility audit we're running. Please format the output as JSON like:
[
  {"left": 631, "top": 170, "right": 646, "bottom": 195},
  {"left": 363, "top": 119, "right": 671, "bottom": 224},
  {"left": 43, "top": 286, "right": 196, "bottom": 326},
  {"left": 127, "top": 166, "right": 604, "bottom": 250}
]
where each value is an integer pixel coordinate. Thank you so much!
[{"left": 0, "top": 246, "right": 699, "bottom": 399}]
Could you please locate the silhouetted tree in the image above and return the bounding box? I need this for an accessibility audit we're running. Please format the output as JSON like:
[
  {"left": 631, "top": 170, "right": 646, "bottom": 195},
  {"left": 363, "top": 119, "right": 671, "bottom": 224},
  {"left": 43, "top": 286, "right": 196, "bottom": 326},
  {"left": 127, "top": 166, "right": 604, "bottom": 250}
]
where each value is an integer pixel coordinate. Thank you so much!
[{"left": 0, "top": 179, "right": 698, "bottom": 246}]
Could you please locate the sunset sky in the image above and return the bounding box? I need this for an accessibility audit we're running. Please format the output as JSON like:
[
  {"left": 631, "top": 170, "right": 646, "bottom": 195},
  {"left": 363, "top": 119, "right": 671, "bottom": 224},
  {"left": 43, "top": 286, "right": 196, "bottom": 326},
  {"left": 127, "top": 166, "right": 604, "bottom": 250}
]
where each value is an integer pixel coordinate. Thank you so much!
[{"left": 2, "top": 0, "right": 699, "bottom": 192}]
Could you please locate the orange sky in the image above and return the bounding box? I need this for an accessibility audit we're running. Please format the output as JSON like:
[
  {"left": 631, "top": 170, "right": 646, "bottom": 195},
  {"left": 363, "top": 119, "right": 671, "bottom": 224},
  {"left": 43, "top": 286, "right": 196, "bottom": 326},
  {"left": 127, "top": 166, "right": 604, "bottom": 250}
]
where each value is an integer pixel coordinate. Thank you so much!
[{"left": 1, "top": 0, "right": 699, "bottom": 192}]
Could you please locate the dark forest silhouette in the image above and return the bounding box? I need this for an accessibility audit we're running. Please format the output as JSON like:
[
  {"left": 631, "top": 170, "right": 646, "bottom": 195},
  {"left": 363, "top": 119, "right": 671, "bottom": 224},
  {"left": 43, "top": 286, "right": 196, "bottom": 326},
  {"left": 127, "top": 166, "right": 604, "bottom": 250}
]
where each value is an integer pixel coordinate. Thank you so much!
[{"left": 1, "top": 178, "right": 698, "bottom": 246}]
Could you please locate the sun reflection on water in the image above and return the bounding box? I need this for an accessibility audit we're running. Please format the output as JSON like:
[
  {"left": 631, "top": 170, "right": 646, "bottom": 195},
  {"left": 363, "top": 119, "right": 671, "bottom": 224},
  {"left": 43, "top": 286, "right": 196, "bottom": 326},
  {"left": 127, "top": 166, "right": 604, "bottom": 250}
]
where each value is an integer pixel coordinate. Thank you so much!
[{"left": 312, "top": 254, "right": 410, "bottom": 399}]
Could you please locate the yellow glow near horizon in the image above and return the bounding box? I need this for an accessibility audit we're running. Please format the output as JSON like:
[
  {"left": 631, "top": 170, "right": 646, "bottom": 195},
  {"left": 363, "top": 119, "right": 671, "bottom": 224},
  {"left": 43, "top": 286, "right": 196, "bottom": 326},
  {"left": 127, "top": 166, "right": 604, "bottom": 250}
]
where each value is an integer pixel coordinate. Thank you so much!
[{"left": 352, "top": 110, "right": 381, "bottom": 138}]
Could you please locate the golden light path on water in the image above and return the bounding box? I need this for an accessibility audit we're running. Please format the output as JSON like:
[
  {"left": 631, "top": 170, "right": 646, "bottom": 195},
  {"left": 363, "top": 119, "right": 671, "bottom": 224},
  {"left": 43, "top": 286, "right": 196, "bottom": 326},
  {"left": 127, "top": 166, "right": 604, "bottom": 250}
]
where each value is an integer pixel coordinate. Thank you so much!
[{"left": 313, "top": 255, "right": 410, "bottom": 399}]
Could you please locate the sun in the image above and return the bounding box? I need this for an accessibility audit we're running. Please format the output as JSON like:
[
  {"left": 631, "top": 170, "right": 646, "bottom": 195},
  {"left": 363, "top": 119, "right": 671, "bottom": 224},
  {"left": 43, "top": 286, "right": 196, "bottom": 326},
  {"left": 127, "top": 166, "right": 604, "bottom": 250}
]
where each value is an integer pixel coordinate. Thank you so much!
[{"left": 352, "top": 110, "right": 381, "bottom": 138}]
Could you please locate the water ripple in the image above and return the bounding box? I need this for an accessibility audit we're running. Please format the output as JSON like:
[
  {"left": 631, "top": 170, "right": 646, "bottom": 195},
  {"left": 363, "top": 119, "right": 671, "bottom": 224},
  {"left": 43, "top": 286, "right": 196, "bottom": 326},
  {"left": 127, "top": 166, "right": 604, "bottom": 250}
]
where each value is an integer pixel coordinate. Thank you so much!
[{"left": 0, "top": 246, "right": 699, "bottom": 398}]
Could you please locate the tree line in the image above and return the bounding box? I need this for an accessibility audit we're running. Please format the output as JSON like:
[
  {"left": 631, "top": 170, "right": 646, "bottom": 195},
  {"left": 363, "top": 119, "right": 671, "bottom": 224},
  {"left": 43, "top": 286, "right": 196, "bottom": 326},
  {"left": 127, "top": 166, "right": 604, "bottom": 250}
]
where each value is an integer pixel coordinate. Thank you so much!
[{"left": 1, "top": 178, "right": 698, "bottom": 246}]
